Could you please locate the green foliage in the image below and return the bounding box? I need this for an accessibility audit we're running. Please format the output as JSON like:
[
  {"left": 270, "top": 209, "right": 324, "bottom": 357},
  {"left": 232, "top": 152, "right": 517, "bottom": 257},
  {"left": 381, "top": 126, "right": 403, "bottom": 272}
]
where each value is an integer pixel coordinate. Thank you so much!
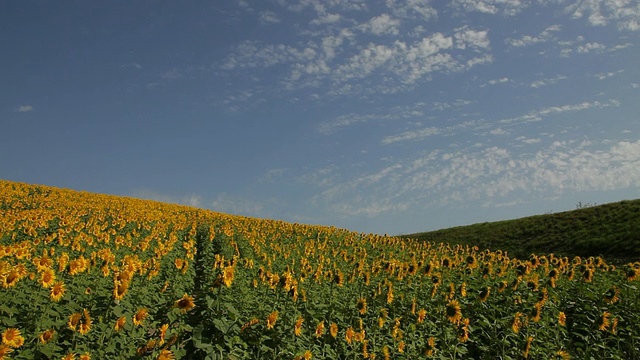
[{"left": 401, "top": 200, "right": 640, "bottom": 264}]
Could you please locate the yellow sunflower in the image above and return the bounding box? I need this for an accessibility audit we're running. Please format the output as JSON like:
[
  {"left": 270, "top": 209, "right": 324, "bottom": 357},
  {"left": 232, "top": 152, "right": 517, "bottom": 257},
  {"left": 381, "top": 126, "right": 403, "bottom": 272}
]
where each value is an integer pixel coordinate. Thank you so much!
[
  {"left": 157, "top": 349, "right": 176, "bottom": 360},
  {"left": 1, "top": 328, "right": 24, "bottom": 348},
  {"left": 174, "top": 293, "right": 196, "bottom": 313},
  {"left": 445, "top": 299, "right": 462, "bottom": 324},
  {"left": 40, "top": 268, "right": 56, "bottom": 288},
  {"left": 39, "top": 329, "right": 55, "bottom": 344},
  {"left": 330, "top": 323, "right": 338, "bottom": 338},
  {"left": 266, "top": 310, "right": 278, "bottom": 329},
  {"left": 356, "top": 298, "right": 367, "bottom": 315},
  {"left": 294, "top": 317, "right": 304, "bottom": 336},
  {"left": 133, "top": 308, "right": 149, "bottom": 327},
  {"left": 114, "top": 316, "right": 127, "bottom": 331},
  {"left": 315, "top": 321, "right": 325, "bottom": 338},
  {"left": 50, "top": 281, "right": 66, "bottom": 302}
]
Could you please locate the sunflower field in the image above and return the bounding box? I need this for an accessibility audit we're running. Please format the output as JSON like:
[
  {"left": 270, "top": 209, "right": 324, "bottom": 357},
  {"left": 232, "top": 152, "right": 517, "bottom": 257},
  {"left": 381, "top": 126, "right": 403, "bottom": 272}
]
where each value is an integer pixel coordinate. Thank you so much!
[{"left": 1, "top": 179, "right": 639, "bottom": 359}]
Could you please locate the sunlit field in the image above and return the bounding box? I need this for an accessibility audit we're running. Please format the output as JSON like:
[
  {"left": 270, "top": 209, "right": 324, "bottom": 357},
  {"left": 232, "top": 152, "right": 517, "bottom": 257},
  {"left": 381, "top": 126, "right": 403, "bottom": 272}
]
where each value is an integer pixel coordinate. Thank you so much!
[{"left": 1, "top": 180, "right": 639, "bottom": 359}]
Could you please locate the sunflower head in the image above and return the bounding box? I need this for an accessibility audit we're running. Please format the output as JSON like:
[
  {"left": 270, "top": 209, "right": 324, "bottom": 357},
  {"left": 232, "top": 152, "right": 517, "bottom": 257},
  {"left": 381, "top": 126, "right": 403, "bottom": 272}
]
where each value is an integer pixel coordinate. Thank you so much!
[{"left": 174, "top": 293, "right": 196, "bottom": 313}]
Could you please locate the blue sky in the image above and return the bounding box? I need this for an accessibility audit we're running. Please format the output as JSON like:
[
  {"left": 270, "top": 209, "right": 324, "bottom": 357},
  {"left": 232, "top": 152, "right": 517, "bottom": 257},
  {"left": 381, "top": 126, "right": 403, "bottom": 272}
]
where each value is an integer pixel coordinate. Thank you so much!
[{"left": 2, "top": 1, "right": 640, "bottom": 235}]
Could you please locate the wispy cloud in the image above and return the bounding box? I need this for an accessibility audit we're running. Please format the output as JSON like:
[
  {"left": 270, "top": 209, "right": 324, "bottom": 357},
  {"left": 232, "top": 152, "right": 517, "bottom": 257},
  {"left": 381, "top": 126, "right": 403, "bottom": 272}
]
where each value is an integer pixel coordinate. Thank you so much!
[
  {"left": 530, "top": 75, "right": 567, "bottom": 88},
  {"left": 481, "top": 77, "right": 509, "bottom": 87},
  {"left": 358, "top": 13, "right": 400, "bottom": 35},
  {"left": 16, "top": 105, "right": 34, "bottom": 112},
  {"left": 382, "top": 127, "right": 440, "bottom": 144},
  {"left": 506, "top": 25, "right": 562, "bottom": 47},
  {"left": 452, "top": 0, "right": 530, "bottom": 16},
  {"left": 499, "top": 99, "right": 620, "bottom": 124},
  {"left": 311, "top": 140, "right": 640, "bottom": 217},
  {"left": 565, "top": 0, "right": 640, "bottom": 30},
  {"left": 590, "top": 69, "right": 624, "bottom": 80},
  {"left": 221, "top": 18, "right": 492, "bottom": 95},
  {"left": 259, "top": 11, "right": 281, "bottom": 24}
]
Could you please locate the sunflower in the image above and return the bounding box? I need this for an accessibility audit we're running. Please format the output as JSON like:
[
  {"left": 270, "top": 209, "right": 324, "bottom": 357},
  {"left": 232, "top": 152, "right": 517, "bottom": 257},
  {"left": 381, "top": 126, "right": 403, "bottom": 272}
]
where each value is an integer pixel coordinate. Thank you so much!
[
  {"left": 2, "top": 270, "right": 20, "bottom": 288},
  {"left": 530, "top": 303, "right": 542, "bottom": 323},
  {"left": 445, "top": 299, "right": 462, "bottom": 324},
  {"left": 460, "top": 283, "right": 467, "bottom": 297},
  {"left": 114, "top": 316, "right": 127, "bottom": 331},
  {"left": 133, "top": 308, "right": 149, "bottom": 327},
  {"left": 611, "top": 317, "right": 619, "bottom": 334},
  {"left": 345, "top": 327, "right": 355, "bottom": 344},
  {"left": 79, "top": 353, "right": 91, "bottom": 360},
  {"left": 240, "top": 318, "right": 259, "bottom": 332},
  {"left": 603, "top": 286, "right": 620, "bottom": 304},
  {"left": 315, "top": 321, "right": 325, "bottom": 338},
  {"left": 61, "top": 352, "right": 76, "bottom": 360},
  {"left": 174, "top": 293, "right": 196, "bottom": 313},
  {"left": 40, "top": 268, "right": 56, "bottom": 288},
  {"left": 555, "top": 350, "right": 571, "bottom": 359},
  {"left": 512, "top": 312, "right": 524, "bottom": 333},
  {"left": 597, "top": 311, "right": 610, "bottom": 331},
  {"left": 558, "top": 312, "right": 566, "bottom": 327},
  {"left": 159, "top": 324, "right": 169, "bottom": 344},
  {"left": 458, "top": 318, "right": 470, "bottom": 342},
  {"left": 157, "top": 349, "right": 176, "bottom": 360},
  {"left": 523, "top": 336, "right": 534, "bottom": 358},
  {"left": 113, "top": 280, "right": 129, "bottom": 301},
  {"left": 294, "top": 317, "right": 304, "bottom": 336},
  {"left": 424, "top": 336, "right": 436, "bottom": 356},
  {"left": 49, "top": 281, "right": 66, "bottom": 301},
  {"left": 417, "top": 309, "right": 427, "bottom": 323},
  {"left": 78, "top": 309, "right": 92, "bottom": 335},
  {"left": 68, "top": 313, "right": 82, "bottom": 331},
  {"left": 479, "top": 286, "right": 491, "bottom": 302},
  {"left": 1, "top": 328, "right": 24, "bottom": 348},
  {"left": 39, "top": 329, "right": 55, "bottom": 344},
  {"left": 330, "top": 323, "right": 338, "bottom": 338},
  {"left": 223, "top": 266, "right": 234, "bottom": 287},
  {"left": 0, "top": 344, "right": 13, "bottom": 359},
  {"left": 357, "top": 298, "right": 367, "bottom": 315},
  {"left": 266, "top": 310, "right": 278, "bottom": 329}
]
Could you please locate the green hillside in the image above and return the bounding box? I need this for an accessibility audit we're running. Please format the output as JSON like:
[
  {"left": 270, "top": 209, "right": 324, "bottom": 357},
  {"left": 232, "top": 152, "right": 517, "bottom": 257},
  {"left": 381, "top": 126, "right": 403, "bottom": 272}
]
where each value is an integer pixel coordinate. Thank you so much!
[{"left": 401, "top": 200, "right": 640, "bottom": 265}]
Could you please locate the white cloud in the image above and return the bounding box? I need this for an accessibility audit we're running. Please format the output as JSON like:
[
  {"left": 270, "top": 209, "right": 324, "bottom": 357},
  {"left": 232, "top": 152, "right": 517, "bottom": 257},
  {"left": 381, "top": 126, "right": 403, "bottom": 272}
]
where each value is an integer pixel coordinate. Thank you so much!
[
  {"left": 16, "top": 105, "right": 33, "bottom": 112},
  {"left": 382, "top": 127, "right": 440, "bottom": 144},
  {"left": 591, "top": 69, "right": 624, "bottom": 80},
  {"left": 222, "top": 41, "right": 317, "bottom": 70},
  {"left": 454, "top": 26, "right": 490, "bottom": 49},
  {"left": 360, "top": 13, "right": 400, "bottom": 35},
  {"left": 490, "top": 128, "right": 508, "bottom": 135},
  {"left": 506, "top": 25, "right": 562, "bottom": 47},
  {"left": 530, "top": 75, "right": 567, "bottom": 88},
  {"left": 222, "top": 24, "right": 492, "bottom": 95},
  {"left": 453, "top": 0, "right": 531, "bottom": 16},
  {"left": 499, "top": 99, "right": 620, "bottom": 124},
  {"left": 565, "top": 0, "right": 640, "bottom": 31},
  {"left": 576, "top": 42, "right": 607, "bottom": 53},
  {"left": 311, "top": 13, "right": 341, "bottom": 25},
  {"left": 385, "top": 0, "right": 438, "bottom": 20},
  {"left": 480, "top": 77, "right": 510, "bottom": 87},
  {"left": 259, "top": 11, "right": 281, "bottom": 24},
  {"left": 316, "top": 140, "right": 640, "bottom": 217},
  {"left": 516, "top": 136, "right": 542, "bottom": 144}
]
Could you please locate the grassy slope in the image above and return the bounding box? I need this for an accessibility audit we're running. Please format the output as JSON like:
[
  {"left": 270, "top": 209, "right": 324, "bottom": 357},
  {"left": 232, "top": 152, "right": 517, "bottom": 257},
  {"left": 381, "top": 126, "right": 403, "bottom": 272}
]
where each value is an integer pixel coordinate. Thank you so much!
[{"left": 401, "top": 199, "right": 640, "bottom": 264}]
